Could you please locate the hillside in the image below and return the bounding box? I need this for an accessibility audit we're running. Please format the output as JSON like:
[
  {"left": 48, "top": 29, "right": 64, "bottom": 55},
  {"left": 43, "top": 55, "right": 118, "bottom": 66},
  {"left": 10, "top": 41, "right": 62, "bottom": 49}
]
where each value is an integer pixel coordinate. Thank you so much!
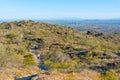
[{"left": 0, "top": 20, "right": 120, "bottom": 80}]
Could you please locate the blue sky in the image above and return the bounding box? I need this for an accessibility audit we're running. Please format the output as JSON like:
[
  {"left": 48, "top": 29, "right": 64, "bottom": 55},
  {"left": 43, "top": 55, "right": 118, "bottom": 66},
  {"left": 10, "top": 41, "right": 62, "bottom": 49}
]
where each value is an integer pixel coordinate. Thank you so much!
[{"left": 0, "top": 0, "right": 120, "bottom": 20}]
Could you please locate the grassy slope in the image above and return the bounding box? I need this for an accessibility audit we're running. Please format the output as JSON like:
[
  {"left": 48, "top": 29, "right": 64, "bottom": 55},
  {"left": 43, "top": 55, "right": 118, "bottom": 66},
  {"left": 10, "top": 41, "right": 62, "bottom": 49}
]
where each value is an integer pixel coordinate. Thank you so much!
[{"left": 0, "top": 20, "right": 120, "bottom": 79}]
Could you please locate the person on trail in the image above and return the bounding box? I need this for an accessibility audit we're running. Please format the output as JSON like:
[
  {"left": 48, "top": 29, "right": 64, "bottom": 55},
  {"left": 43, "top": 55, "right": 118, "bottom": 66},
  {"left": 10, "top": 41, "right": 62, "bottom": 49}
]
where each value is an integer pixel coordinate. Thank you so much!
[{"left": 37, "top": 54, "right": 40, "bottom": 59}]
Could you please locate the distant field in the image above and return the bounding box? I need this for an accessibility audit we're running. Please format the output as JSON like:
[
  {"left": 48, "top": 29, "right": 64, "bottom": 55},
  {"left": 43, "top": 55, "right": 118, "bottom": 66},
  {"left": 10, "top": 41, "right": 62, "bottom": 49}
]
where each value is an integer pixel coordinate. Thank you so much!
[{"left": 42, "top": 19, "right": 120, "bottom": 33}]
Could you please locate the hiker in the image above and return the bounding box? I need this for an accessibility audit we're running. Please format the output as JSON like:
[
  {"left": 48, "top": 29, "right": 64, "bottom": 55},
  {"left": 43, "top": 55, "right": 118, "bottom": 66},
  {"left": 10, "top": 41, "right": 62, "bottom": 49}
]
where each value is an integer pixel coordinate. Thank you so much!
[{"left": 37, "top": 54, "right": 40, "bottom": 59}]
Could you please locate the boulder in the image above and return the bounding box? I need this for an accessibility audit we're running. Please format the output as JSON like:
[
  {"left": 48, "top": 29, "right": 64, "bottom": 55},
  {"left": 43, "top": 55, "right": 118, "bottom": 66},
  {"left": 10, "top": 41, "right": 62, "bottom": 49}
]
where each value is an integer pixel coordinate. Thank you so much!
[{"left": 31, "top": 75, "right": 39, "bottom": 80}]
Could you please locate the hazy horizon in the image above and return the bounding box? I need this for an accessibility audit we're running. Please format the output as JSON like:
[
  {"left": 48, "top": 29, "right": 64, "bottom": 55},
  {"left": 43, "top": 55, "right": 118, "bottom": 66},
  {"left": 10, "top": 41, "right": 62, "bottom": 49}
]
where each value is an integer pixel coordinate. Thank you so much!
[{"left": 0, "top": 0, "right": 120, "bottom": 20}]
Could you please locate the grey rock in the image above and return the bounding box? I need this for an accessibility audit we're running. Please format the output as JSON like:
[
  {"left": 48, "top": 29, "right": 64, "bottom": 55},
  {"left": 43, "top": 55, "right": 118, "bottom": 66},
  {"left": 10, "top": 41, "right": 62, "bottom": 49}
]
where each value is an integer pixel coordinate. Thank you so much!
[{"left": 31, "top": 75, "right": 38, "bottom": 80}]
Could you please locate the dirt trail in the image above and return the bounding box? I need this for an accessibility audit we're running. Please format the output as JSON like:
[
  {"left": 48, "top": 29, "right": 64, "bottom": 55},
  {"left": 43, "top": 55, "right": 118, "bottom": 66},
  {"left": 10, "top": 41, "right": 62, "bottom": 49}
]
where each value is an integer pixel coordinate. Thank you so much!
[{"left": 31, "top": 46, "right": 48, "bottom": 70}]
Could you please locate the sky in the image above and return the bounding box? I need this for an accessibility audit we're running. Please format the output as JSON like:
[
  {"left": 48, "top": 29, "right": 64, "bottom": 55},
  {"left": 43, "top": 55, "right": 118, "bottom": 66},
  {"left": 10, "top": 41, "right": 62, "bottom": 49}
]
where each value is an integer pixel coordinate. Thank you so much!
[{"left": 0, "top": 0, "right": 120, "bottom": 20}]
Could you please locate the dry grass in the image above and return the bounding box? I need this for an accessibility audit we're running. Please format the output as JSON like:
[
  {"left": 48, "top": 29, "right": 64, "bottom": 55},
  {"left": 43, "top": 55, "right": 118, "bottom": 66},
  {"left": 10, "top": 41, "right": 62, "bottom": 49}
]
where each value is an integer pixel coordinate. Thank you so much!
[
  {"left": 0, "top": 67, "right": 40, "bottom": 80},
  {"left": 0, "top": 68, "right": 106, "bottom": 80},
  {"left": 38, "top": 69, "right": 100, "bottom": 80}
]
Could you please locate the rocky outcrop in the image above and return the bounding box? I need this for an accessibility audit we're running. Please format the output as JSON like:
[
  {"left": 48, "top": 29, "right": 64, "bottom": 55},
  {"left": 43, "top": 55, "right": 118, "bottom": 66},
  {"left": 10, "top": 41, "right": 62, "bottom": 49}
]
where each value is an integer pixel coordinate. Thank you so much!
[
  {"left": 31, "top": 75, "right": 39, "bottom": 80},
  {"left": 86, "top": 31, "right": 103, "bottom": 37}
]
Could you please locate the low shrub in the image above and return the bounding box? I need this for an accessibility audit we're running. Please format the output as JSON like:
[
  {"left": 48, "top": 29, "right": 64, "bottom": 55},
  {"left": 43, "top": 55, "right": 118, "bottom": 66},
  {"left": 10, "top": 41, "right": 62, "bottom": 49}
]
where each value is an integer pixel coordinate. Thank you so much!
[
  {"left": 23, "top": 54, "right": 36, "bottom": 67},
  {"left": 100, "top": 70, "right": 118, "bottom": 80},
  {"left": 44, "top": 60, "right": 77, "bottom": 71}
]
